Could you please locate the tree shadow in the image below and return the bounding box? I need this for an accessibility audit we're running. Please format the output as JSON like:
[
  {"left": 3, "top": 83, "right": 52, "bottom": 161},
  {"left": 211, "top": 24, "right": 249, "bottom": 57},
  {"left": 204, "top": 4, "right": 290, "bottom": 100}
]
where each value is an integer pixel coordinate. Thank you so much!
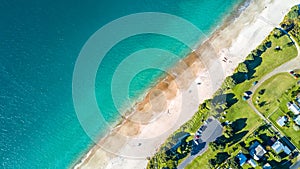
[
  {"left": 231, "top": 118, "right": 247, "bottom": 133},
  {"left": 259, "top": 89, "right": 266, "bottom": 95},
  {"left": 232, "top": 56, "right": 262, "bottom": 84},
  {"left": 229, "top": 131, "right": 249, "bottom": 146},
  {"left": 258, "top": 101, "right": 267, "bottom": 107},
  {"left": 226, "top": 93, "right": 239, "bottom": 108},
  {"left": 211, "top": 93, "right": 238, "bottom": 113},
  {"left": 258, "top": 133, "right": 272, "bottom": 146},
  {"left": 269, "top": 159, "right": 292, "bottom": 169},
  {"left": 215, "top": 152, "right": 230, "bottom": 164},
  {"left": 191, "top": 142, "right": 206, "bottom": 155},
  {"left": 257, "top": 124, "right": 271, "bottom": 131}
]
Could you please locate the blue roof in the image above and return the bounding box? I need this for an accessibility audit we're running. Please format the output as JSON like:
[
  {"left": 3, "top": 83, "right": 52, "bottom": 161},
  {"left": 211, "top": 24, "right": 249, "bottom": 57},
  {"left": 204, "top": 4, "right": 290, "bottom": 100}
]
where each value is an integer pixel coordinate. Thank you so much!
[
  {"left": 272, "top": 140, "right": 283, "bottom": 153},
  {"left": 236, "top": 153, "right": 247, "bottom": 166}
]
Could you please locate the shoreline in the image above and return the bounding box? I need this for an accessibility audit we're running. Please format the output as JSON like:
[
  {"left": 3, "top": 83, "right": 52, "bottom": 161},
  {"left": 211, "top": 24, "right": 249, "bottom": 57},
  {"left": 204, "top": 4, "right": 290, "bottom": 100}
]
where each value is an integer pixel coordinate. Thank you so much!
[{"left": 73, "top": 0, "right": 298, "bottom": 168}]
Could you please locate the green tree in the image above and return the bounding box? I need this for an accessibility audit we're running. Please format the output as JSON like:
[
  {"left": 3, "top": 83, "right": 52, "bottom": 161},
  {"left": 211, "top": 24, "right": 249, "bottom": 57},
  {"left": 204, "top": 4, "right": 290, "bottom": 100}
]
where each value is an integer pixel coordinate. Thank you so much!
[
  {"left": 223, "top": 76, "right": 236, "bottom": 89},
  {"left": 273, "top": 29, "right": 283, "bottom": 38},
  {"left": 224, "top": 125, "right": 234, "bottom": 138},
  {"left": 215, "top": 152, "right": 229, "bottom": 164},
  {"left": 246, "top": 54, "right": 254, "bottom": 61},
  {"left": 237, "top": 63, "right": 248, "bottom": 73},
  {"left": 227, "top": 157, "right": 240, "bottom": 169}
]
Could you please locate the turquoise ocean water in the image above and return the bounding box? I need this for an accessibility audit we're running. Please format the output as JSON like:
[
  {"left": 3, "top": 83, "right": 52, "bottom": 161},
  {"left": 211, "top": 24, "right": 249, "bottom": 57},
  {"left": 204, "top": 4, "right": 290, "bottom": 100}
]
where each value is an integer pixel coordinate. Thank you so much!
[{"left": 0, "top": 0, "right": 243, "bottom": 168}]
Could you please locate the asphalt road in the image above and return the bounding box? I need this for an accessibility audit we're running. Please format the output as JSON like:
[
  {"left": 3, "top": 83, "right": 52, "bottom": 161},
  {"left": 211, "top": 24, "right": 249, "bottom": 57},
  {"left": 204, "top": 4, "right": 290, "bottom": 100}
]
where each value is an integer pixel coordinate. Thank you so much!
[
  {"left": 244, "top": 28, "right": 300, "bottom": 168},
  {"left": 177, "top": 117, "right": 223, "bottom": 169}
]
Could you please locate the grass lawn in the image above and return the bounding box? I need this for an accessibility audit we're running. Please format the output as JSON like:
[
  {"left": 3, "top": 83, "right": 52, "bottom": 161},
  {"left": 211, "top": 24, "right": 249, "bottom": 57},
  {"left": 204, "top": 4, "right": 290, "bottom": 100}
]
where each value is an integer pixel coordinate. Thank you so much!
[
  {"left": 185, "top": 148, "right": 213, "bottom": 169},
  {"left": 185, "top": 99, "right": 262, "bottom": 168},
  {"left": 252, "top": 73, "right": 298, "bottom": 117},
  {"left": 251, "top": 72, "right": 300, "bottom": 149},
  {"left": 269, "top": 109, "right": 300, "bottom": 149},
  {"left": 184, "top": 32, "right": 298, "bottom": 169},
  {"left": 233, "top": 34, "right": 297, "bottom": 97}
]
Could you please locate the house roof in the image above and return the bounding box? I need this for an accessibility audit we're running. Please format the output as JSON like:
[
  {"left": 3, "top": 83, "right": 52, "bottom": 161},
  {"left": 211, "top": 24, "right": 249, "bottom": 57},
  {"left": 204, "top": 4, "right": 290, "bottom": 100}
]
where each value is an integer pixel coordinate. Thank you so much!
[
  {"left": 272, "top": 140, "right": 284, "bottom": 153},
  {"left": 287, "top": 102, "right": 300, "bottom": 115},
  {"left": 283, "top": 146, "right": 291, "bottom": 155},
  {"left": 277, "top": 116, "right": 287, "bottom": 127},
  {"left": 236, "top": 153, "right": 247, "bottom": 166},
  {"left": 248, "top": 158, "right": 257, "bottom": 167},
  {"left": 249, "top": 141, "right": 266, "bottom": 160},
  {"left": 263, "top": 163, "right": 272, "bottom": 169},
  {"left": 271, "top": 140, "right": 292, "bottom": 155}
]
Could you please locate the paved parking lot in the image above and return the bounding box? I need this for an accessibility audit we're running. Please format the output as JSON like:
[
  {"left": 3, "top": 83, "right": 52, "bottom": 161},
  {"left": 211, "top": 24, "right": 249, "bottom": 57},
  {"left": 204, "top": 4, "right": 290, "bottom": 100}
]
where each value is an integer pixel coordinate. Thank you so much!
[{"left": 177, "top": 117, "right": 223, "bottom": 169}]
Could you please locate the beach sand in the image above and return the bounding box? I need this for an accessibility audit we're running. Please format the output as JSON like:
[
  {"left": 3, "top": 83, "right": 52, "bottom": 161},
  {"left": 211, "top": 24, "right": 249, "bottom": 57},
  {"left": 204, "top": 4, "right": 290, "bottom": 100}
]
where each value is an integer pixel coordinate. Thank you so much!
[{"left": 74, "top": 0, "right": 299, "bottom": 168}]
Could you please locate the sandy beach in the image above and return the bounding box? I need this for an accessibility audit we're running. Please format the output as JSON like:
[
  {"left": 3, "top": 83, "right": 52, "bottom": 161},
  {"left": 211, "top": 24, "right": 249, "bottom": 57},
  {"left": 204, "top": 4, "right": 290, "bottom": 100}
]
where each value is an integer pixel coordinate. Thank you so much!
[{"left": 74, "top": 0, "right": 299, "bottom": 168}]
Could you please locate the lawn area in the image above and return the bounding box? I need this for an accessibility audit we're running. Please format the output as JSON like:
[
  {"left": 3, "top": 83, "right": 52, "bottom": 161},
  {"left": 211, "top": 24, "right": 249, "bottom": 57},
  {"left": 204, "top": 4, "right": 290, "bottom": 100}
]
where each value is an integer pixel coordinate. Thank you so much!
[
  {"left": 233, "top": 33, "right": 297, "bottom": 97},
  {"left": 270, "top": 109, "right": 300, "bottom": 149},
  {"left": 185, "top": 99, "right": 262, "bottom": 168},
  {"left": 184, "top": 29, "right": 298, "bottom": 169},
  {"left": 251, "top": 72, "right": 300, "bottom": 149},
  {"left": 252, "top": 73, "right": 298, "bottom": 117},
  {"left": 185, "top": 148, "right": 213, "bottom": 169}
]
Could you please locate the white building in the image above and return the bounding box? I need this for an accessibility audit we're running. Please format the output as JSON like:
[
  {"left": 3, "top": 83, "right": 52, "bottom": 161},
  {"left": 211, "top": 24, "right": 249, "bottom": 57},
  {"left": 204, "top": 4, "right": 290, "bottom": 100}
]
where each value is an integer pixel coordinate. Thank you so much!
[{"left": 287, "top": 102, "right": 300, "bottom": 115}]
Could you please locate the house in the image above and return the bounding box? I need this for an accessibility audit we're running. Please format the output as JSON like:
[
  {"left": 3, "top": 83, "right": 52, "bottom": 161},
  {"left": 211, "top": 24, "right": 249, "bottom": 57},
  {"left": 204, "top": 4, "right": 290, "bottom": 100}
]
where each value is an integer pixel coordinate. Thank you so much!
[
  {"left": 271, "top": 140, "right": 291, "bottom": 155},
  {"left": 263, "top": 163, "right": 272, "bottom": 169},
  {"left": 277, "top": 116, "right": 288, "bottom": 127},
  {"left": 296, "top": 94, "right": 300, "bottom": 105},
  {"left": 280, "top": 136, "right": 296, "bottom": 152},
  {"left": 248, "top": 158, "right": 257, "bottom": 167},
  {"left": 249, "top": 141, "right": 267, "bottom": 160},
  {"left": 287, "top": 102, "right": 300, "bottom": 115},
  {"left": 236, "top": 153, "right": 247, "bottom": 166},
  {"left": 294, "top": 115, "right": 300, "bottom": 126}
]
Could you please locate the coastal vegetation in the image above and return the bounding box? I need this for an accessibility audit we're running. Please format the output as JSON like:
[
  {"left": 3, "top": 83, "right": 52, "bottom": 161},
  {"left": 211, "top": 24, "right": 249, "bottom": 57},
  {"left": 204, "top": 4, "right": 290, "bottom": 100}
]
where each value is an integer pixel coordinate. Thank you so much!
[
  {"left": 253, "top": 73, "right": 300, "bottom": 148},
  {"left": 147, "top": 5, "right": 300, "bottom": 169}
]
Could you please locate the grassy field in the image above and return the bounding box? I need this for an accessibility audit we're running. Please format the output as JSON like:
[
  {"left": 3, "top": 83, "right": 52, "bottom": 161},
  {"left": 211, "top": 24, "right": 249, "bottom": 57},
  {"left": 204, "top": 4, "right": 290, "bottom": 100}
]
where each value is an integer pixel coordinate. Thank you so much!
[
  {"left": 253, "top": 73, "right": 298, "bottom": 117},
  {"left": 185, "top": 100, "right": 262, "bottom": 169},
  {"left": 269, "top": 109, "right": 300, "bottom": 149},
  {"left": 184, "top": 30, "right": 298, "bottom": 169},
  {"left": 233, "top": 33, "right": 297, "bottom": 97},
  {"left": 252, "top": 73, "right": 300, "bottom": 149}
]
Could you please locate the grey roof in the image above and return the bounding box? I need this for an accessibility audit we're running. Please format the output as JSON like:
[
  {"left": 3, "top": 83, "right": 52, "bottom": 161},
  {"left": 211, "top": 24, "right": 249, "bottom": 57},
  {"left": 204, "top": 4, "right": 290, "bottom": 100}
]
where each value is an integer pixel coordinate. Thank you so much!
[{"left": 249, "top": 141, "right": 266, "bottom": 160}]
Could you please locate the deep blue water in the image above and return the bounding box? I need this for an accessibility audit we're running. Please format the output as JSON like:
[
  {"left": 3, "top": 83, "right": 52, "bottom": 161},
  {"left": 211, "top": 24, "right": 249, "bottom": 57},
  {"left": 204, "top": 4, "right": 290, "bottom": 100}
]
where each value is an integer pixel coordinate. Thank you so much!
[{"left": 0, "top": 0, "right": 242, "bottom": 168}]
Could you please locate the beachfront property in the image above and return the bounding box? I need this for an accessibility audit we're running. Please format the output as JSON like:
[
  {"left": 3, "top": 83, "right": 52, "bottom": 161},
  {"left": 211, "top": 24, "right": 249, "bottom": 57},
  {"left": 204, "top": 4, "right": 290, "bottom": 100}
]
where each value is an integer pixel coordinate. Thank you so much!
[
  {"left": 249, "top": 141, "right": 267, "bottom": 161},
  {"left": 287, "top": 101, "right": 300, "bottom": 115},
  {"left": 277, "top": 116, "right": 288, "bottom": 127}
]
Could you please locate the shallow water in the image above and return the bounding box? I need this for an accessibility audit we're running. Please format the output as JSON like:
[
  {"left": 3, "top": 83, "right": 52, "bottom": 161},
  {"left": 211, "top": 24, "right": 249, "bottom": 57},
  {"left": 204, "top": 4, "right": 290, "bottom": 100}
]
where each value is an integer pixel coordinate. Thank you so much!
[{"left": 0, "top": 0, "right": 242, "bottom": 168}]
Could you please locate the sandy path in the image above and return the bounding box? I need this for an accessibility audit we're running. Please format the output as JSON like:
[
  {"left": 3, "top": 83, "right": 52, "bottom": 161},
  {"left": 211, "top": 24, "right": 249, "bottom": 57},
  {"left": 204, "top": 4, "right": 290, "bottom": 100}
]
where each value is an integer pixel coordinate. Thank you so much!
[{"left": 74, "top": 0, "right": 300, "bottom": 168}]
